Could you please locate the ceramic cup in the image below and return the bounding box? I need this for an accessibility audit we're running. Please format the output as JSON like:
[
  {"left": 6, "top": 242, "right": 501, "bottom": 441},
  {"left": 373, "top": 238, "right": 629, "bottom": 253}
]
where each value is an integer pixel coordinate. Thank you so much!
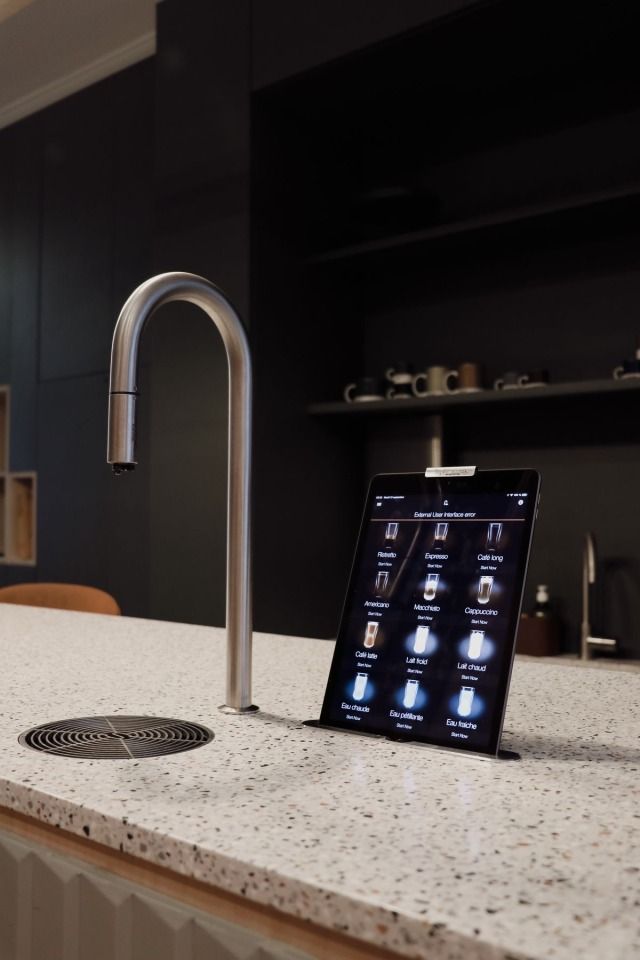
[
  {"left": 613, "top": 358, "right": 640, "bottom": 379},
  {"left": 412, "top": 365, "right": 458, "bottom": 396},
  {"left": 494, "top": 371, "right": 529, "bottom": 390},
  {"left": 522, "top": 369, "right": 549, "bottom": 387},
  {"left": 386, "top": 361, "right": 415, "bottom": 399},
  {"left": 344, "top": 377, "right": 384, "bottom": 403},
  {"left": 454, "top": 361, "right": 483, "bottom": 393}
]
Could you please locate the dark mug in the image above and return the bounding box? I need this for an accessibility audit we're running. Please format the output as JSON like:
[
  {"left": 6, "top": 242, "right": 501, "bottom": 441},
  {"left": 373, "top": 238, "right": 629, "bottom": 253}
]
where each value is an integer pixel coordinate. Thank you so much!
[
  {"left": 613, "top": 358, "right": 640, "bottom": 379},
  {"left": 522, "top": 369, "right": 549, "bottom": 387},
  {"left": 386, "top": 361, "right": 415, "bottom": 399},
  {"left": 494, "top": 371, "right": 529, "bottom": 390},
  {"left": 344, "top": 377, "right": 384, "bottom": 403}
]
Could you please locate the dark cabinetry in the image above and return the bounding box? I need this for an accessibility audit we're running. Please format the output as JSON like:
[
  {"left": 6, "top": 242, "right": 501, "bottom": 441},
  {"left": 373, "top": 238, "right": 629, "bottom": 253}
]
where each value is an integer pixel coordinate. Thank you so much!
[
  {"left": 251, "top": 0, "right": 640, "bottom": 652},
  {"left": 0, "top": 60, "right": 154, "bottom": 611}
]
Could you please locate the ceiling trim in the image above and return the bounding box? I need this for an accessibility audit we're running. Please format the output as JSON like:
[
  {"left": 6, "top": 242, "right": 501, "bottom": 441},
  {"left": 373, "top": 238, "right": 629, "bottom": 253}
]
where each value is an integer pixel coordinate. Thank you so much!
[
  {"left": 0, "top": 0, "right": 36, "bottom": 24},
  {"left": 0, "top": 28, "right": 155, "bottom": 131}
]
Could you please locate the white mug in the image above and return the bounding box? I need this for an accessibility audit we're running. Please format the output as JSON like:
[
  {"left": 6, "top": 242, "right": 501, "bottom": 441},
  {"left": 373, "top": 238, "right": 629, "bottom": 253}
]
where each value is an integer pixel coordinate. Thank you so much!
[
  {"left": 385, "top": 366, "right": 413, "bottom": 385},
  {"left": 613, "top": 365, "right": 640, "bottom": 380},
  {"left": 343, "top": 378, "right": 384, "bottom": 402},
  {"left": 494, "top": 372, "right": 529, "bottom": 390},
  {"left": 412, "top": 366, "right": 458, "bottom": 397}
]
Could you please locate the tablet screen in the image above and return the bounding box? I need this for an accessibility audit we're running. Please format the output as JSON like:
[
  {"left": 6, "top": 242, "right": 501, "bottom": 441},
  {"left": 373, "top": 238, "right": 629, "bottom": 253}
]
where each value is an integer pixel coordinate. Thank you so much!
[{"left": 319, "top": 469, "right": 540, "bottom": 755}]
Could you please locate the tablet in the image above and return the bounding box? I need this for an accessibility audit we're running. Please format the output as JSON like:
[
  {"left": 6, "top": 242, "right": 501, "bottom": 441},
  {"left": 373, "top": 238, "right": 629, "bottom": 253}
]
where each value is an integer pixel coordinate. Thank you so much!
[{"left": 319, "top": 469, "right": 540, "bottom": 756}]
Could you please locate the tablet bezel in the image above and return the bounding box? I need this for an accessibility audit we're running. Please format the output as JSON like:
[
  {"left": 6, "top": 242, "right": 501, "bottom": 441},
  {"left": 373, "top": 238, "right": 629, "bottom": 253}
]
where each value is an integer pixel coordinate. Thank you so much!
[{"left": 319, "top": 468, "right": 540, "bottom": 756}]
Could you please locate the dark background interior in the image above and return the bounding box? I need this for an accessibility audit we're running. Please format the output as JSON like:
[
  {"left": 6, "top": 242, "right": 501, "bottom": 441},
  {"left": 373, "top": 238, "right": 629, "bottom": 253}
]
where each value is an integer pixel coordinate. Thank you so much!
[{"left": 0, "top": 0, "right": 639, "bottom": 655}]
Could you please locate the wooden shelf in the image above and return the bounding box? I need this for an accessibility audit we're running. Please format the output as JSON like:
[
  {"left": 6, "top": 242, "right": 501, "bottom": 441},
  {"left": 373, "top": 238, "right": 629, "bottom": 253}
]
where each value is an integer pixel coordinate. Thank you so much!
[
  {"left": 308, "top": 377, "right": 640, "bottom": 417},
  {"left": 0, "top": 388, "right": 38, "bottom": 567},
  {"left": 6, "top": 473, "right": 37, "bottom": 566},
  {"left": 0, "top": 476, "right": 5, "bottom": 559},
  {"left": 306, "top": 183, "right": 640, "bottom": 265},
  {"left": 0, "top": 387, "right": 8, "bottom": 474}
]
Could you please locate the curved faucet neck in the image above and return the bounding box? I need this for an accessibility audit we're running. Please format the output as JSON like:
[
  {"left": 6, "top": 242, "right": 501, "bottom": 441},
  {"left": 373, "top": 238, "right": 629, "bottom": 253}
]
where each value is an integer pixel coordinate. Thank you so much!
[{"left": 107, "top": 272, "right": 256, "bottom": 714}]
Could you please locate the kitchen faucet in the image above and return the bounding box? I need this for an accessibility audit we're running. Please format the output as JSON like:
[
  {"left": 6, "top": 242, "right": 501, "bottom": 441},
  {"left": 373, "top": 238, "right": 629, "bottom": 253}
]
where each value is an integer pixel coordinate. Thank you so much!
[
  {"left": 581, "top": 531, "right": 617, "bottom": 659},
  {"left": 107, "top": 272, "right": 257, "bottom": 714}
]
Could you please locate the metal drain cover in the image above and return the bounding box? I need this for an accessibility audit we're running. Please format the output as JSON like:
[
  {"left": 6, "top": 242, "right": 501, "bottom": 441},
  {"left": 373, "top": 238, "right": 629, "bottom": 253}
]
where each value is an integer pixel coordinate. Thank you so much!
[{"left": 19, "top": 715, "right": 214, "bottom": 759}]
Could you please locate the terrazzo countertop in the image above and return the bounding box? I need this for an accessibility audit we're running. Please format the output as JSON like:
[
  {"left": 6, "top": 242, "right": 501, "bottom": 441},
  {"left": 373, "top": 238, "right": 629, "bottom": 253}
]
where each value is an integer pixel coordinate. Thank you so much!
[{"left": 1, "top": 605, "right": 639, "bottom": 960}]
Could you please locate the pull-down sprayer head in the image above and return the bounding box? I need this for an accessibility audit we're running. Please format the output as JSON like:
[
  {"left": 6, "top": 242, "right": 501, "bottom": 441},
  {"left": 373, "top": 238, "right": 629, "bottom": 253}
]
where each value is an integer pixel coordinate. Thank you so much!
[
  {"left": 107, "top": 393, "right": 138, "bottom": 473},
  {"left": 107, "top": 275, "right": 169, "bottom": 472}
]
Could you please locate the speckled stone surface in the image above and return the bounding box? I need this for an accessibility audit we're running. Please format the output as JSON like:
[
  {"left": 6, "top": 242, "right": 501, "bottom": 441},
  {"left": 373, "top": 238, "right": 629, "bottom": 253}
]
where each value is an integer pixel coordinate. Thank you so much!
[{"left": 0, "top": 605, "right": 639, "bottom": 960}]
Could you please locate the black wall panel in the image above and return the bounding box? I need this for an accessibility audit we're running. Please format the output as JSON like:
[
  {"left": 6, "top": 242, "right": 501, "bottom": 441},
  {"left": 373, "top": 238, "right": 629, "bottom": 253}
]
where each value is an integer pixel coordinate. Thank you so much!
[
  {"left": 37, "top": 373, "right": 112, "bottom": 586},
  {"left": 0, "top": 129, "right": 11, "bottom": 385},
  {"left": 0, "top": 61, "right": 153, "bottom": 610},
  {"left": 111, "top": 62, "right": 155, "bottom": 315},
  {"left": 39, "top": 82, "right": 114, "bottom": 381},
  {"left": 149, "top": 0, "right": 250, "bottom": 627},
  {"left": 8, "top": 117, "right": 40, "bottom": 472}
]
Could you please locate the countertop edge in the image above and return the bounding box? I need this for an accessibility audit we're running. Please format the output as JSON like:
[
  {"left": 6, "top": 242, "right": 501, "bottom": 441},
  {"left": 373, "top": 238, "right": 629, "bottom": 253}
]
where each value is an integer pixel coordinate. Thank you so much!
[{"left": 0, "top": 778, "right": 524, "bottom": 960}]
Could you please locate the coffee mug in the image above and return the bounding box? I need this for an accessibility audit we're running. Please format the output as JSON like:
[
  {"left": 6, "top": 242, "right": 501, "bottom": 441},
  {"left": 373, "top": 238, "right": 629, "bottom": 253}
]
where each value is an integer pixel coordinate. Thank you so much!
[
  {"left": 386, "top": 383, "right": 414, "bottom": 399},
  {"left": 613, "top": 358, "right": 640, "bottom": 379},
  {"left": 454, "top": 362, "right": 483, "bottom": 393},
  {"left": 522, "top": 369, "right": 549, "bottom": 387},
  {"left": 385, "top": 361, "right": 414, "bottom": 385},
  {"left": 412, "top": 365, "right": 458, "bottom": 397},
  {"left": 494, "top": 371, "right": 529, "bottom": 390},
  {"left": 344, "top": 377, "right": 384, "bottom": 403},
  {"left": 386, "top": 361, "right": 415, "bottom": 399}
]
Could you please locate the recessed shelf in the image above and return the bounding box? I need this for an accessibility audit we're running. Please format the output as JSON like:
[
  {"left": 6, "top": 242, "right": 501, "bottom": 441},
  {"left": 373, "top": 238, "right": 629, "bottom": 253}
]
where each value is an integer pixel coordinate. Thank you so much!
[
  {"left": 0, "top": 388, "right": 8, "bottom": 473},
  {"left": 6, "top": 473, "right": 37, "bottom": 566},
  {"left": 0, "top": 388, "right": 38, "bottom": 568},
  {"left": 308, "top": 377, "right": 640, "bottom": 416},
  {"left": 306, "top": 183, "right": 640, "bottom": 265},
  {"left": 0, "top": 476, "right": 5, "bottom": 559}
]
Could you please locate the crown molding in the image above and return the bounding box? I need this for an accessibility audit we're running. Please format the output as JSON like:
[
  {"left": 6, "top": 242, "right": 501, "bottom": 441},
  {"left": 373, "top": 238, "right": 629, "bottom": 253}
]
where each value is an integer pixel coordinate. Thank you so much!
[{"left": 0, "top": 28, "right": 155, "bottom": 130}]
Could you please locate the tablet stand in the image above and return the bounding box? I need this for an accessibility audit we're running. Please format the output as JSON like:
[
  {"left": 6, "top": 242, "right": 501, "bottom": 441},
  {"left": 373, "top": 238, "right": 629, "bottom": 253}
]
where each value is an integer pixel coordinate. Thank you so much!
[{"left": 302, "top": 719, "right": 521, "bottom": 761}]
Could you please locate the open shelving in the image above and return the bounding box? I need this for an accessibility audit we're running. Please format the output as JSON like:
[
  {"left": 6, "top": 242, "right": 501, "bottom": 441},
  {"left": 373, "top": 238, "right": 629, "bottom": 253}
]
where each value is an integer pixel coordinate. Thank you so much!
[
  {"left": 308, "top": 377, "right": 640, "bottom": 417},
  {"left": 252, "top": 0, "right": 640, "bottom": 651},
  {"left": 0, "top": 387, "right": 37, "bottom": 566}
]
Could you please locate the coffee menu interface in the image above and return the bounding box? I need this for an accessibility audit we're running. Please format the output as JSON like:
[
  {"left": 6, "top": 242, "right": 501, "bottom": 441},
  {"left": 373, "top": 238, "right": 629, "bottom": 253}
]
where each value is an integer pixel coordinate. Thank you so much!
[{"left": 321, "top": 485, "right": 535, "bottom": 753}]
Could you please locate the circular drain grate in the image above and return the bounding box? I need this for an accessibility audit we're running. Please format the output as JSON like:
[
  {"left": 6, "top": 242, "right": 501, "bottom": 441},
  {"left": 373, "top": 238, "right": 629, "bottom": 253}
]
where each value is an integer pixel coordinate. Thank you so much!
[{"left": 19, "top": 715, "right": 214, "bottom": 759}]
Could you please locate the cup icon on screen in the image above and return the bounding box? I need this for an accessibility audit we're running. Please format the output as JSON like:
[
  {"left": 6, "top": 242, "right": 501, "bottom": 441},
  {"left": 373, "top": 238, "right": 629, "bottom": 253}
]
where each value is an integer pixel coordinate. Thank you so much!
[
  {"left": 413, "top": 625, "right": 430, "bottom": 654},
  {"left": 434, "top": 522, "right": 449, "bottom": 546},
  {"left": 353, "top": 673, "right": 368, "bottom": 701},
  {"left": 364, "top": 621, "right": 379, "bottom": 649},
  {"left": 487, "top": 522, "right": 502, "bottom": 550},
  {"left": 478, "top": 576, "right": 494, "bottom": 605},
  {"left": 457, "top": 686, "right": 475, "bottom": 717},
  {"left": 468, "top": 630, "right": 485, "bottom": 660},
  {"left": 424, "top": 573, "right": 440, "bottom": 601},
  {"left": 375, "top": 571, "right": 389, "bottom": 597},
  {"left": 403, "top": 679, "right": 419, "bottom": 709},
  {"left": 385, "top": 522, "right": 399, "bottom": 543}
]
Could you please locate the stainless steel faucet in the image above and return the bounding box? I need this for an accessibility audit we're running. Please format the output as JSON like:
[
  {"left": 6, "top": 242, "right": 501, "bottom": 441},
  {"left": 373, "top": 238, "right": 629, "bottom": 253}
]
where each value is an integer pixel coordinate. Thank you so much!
[
  {"left": 107, "top": 272, "right": 257, "bottom": 714},
  {"left": 581, "top": 531, "right": 617, "bottom": 659}
]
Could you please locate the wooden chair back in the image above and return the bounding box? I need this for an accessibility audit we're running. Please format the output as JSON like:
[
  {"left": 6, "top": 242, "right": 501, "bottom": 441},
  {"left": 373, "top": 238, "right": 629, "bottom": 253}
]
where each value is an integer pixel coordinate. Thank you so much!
[{"left": 0, "top": 582, "right": 121, "bottom": 615}]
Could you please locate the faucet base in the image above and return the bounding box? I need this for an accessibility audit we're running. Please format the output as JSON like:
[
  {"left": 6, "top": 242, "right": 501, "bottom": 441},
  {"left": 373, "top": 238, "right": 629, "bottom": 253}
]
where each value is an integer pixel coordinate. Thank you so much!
[{"left": 218, "top": 703, "right": 260, "bottom": 715}]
